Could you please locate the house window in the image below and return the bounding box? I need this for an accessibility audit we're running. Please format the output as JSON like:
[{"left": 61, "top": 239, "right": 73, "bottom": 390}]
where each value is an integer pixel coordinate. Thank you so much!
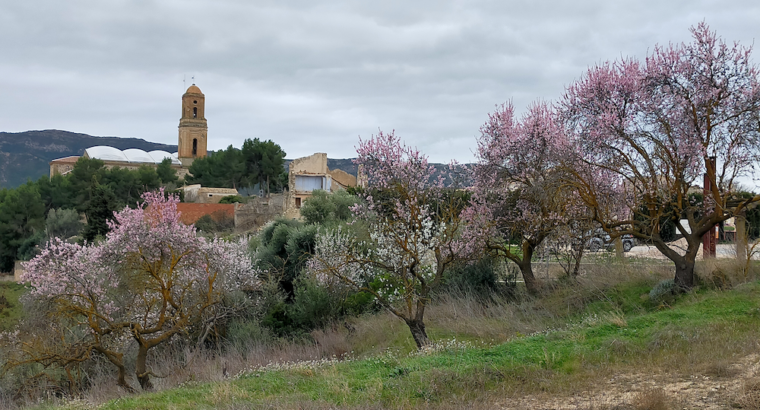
[
  {"left": 295, "top": 197, "right": 302, "bottom": 208},
  {"left": 294, "top": 175, "right": 323, "bottom": 192}
]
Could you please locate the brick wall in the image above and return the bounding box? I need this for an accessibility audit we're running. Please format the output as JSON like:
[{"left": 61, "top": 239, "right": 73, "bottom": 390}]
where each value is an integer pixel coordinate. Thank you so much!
[{"left": 176, "top": 203, "right": 235, "bottom": 225}]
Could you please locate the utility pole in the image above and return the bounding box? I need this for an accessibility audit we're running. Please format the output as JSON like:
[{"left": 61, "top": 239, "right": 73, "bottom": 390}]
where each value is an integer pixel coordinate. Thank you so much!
[{"left": 702, "top": 156, "right": 717, "bottom": 258}]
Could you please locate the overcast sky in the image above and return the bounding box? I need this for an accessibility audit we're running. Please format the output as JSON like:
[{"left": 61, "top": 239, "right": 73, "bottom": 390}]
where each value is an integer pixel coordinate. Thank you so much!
[{"left": 1, "top": 1, "right": 758, "bottom": 163}]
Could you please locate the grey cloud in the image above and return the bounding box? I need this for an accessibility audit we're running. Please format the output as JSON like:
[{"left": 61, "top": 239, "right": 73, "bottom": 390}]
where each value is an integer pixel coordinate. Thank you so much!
[{"left": 0, "top": 0, "right": 759, "bottom": 163}]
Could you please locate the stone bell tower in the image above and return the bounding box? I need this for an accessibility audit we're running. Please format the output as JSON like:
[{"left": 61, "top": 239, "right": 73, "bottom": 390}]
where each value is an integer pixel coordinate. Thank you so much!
[{"left": 178, "top": 84, "right": 208, "bottom": 166}]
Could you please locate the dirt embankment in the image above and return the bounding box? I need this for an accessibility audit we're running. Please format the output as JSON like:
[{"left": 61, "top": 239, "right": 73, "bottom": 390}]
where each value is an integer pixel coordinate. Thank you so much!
[{"left": 499, "top": 354, "right": 760, "bottom": 409}]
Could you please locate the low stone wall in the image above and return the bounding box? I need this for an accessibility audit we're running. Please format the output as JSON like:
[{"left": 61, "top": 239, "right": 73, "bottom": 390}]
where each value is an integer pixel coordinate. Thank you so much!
[
  {"left": 235, "top": 194, "right": 287, "bottom": 232},
  {"left": 14, "top": 260, "right": 25, "bottom": 283}
]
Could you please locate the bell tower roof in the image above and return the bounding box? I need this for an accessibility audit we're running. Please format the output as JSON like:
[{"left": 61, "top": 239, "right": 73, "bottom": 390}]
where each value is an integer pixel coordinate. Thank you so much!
[{"left": 185, "top": 84, "right": 203, "bottom": 95}]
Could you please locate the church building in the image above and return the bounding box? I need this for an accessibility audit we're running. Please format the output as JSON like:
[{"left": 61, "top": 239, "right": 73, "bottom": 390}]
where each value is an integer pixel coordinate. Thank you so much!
[{"left": 49, "top": 84, "right": 209, "bottom": 178}]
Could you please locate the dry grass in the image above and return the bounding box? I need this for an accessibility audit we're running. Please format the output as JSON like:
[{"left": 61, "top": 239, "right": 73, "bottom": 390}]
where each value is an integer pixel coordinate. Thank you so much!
[
  {"left": 14, "top": 258, "right": 760, "bottom": 409},
  {"left": 29, "top": 260, "right": 674, "bottom": 407},
  {"left": 699, "top": 359, "right": 740, "bottom": 379},
  {"left": 631, "top": 388, "right": 671, "bottom": 410},
  {"left": 696, "top": 258, "right": 760, "bottom": 290},
  {"left": 221, "top": 399, "right": 508, "bottom": 410},
  {"left": 734, "top": 378, "right": 760, "bottom": 409}
]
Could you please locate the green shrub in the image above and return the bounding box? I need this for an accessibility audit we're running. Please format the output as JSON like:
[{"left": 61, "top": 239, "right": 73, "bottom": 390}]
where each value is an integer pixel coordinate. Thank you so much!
[
  {"left": 649, "top": 279, "right": 675, "bottom": 303},
  {"left": 227, "top": 319, "right": 276, "bottom": 352},
  {"left": 194, "top": 215, "right": 216, "bottom": 232},
  {"left": 300, "top": 190, "right": 358, "bottom": 225},
  {"left": 194, "top": 210, "right": 235, "bottom": 233},
  {"left": 288, "top": 278, "right": 341, "bottom": 331},
  {"left": 256, "top": 219, "right": 314, "bottom": 296},
  {"left": 45, "top": 208, "right": 83, "bottom": 241},
  {"left": 218, "top": 195, "right": 244, "bottom": 204},
  {"left": 261, "top": 302, "right": 295, "bottom": 337},
  {"left": 257, "top": 278, "right": 376, "bottom": 337},
  {"left": 441, "top": 257, "right": 511, "bottom": 297}
]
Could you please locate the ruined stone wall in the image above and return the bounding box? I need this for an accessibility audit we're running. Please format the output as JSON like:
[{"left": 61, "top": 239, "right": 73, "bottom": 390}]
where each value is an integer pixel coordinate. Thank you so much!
[
  {"left": 289, "top": 153, "right": 328, "bottom": 176},
  {"left": 329, "top": 168, "right": 356, "bottom": 190},
  {"left": 49, "top": 156, "right": 80, "bottom": 177},
  {"left": 285, "top": 153, "right": 361, "bottom": 218},
  {"left": 234, "top": 193, "right": 287, "bottom": 232},
  {"left": 287, "top": 153, "right": 329, "bottom": 213},
  {"left": 50, "top": 162, "right": 75, "bottom": 176}
]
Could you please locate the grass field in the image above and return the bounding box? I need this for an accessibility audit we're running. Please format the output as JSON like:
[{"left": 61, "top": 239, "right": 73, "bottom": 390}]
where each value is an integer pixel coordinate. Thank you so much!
[{"left": 35, "top": 263, "right": 760, "bottom": 410}]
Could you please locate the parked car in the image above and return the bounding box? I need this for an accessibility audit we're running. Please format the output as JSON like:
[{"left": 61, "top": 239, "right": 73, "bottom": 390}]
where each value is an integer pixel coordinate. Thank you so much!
[{"left": 586, "top": 229, "right": 635, "bottom": 252}]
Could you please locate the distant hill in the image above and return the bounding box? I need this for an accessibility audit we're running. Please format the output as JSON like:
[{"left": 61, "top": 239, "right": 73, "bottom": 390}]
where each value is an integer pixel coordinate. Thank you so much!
[
  {"left": 0, "top": 130, "right": 465, "bottom": 189},
  {"left": 0, "top": 130, "right": 177, "bottom": 188}
]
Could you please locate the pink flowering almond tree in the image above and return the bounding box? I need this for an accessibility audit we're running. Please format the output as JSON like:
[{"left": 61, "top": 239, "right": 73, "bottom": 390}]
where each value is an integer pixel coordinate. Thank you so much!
[
  {"left": 465, "top": 100, "right": 584, "bottom": 295},
  {"left": 8, "top": 190, "right": 257, "bottom": 392},
  {"left": 308, "top": 131, "right": 470, "bottom": 348},
  {"left": 561, "top": 23, "right": 760, "bottom": 289}
]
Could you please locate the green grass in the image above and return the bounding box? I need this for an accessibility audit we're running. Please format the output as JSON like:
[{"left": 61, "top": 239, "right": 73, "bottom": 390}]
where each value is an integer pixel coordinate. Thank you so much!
[
  {"left": 75, "top": 280, "right": 760, "bottom": 410},
  {"left": 0, "top": 282, "right": 26, "bottom": 330}
]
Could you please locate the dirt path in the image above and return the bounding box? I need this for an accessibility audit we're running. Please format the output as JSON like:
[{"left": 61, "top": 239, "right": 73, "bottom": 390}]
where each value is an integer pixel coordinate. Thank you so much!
[{"left": 496, "top": 354, "right": 760, "bottom": 409}]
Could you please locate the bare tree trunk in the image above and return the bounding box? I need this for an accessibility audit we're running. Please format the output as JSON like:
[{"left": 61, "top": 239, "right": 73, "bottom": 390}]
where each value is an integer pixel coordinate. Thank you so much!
[
  {"left": 518, "top": 261, "right": 539, "bottom": 295},
  {"left": 405, "top": 319, "right": 430, "bottom": 349},
  {"left": 674, "top": 256, "right": 696, "bottom": 291},
  {"left": 518, "top": 243, "right": 540, "bottom": 295},
  {"left": 96, "top": 347, "right": 135, "bottom": 392},
  {"left": 135, "top": 344, "right": 153, "bottom": 391},
  {"left": 652, "top": 235, "right": 698, "bottom": 291},
  {"left": 570, "top": 253, "right": 583, "bottom": 276},
  {"left": 116, "top": 364, "right": 135, "bottom": 393}
]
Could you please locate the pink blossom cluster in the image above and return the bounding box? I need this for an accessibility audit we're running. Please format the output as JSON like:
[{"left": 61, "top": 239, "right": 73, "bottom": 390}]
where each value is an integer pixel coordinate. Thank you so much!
[
  {"left": 562, "top": 22, "right": 760, "bottom": 217},
  {"left": 464, "top": 100, "right": 582, "bottom": 250}
]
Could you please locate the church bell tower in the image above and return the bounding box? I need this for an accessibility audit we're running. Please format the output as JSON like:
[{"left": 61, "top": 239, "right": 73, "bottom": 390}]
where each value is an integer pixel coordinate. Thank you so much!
[{"left": 178, "top": 84, "right": 208, "bottom": 166}]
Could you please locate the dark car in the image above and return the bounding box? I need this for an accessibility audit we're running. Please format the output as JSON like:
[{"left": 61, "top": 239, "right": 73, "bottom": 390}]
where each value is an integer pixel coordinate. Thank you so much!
[{"left": 586, "top": 230, "right": 635, "bottom": 252}]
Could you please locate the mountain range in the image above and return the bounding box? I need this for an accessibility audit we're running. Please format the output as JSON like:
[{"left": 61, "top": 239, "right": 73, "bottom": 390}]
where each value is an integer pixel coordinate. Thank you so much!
[
  {"left": 0, "top": 130, "right": 178, "bottom": 188},
  {"left": 0, "top": 130, "right": 367, "bottom": 189}
]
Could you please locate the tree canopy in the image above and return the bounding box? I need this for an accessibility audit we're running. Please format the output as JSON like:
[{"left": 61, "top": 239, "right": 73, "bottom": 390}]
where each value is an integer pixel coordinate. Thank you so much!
[{"left": 187, "top": 138, "right": 287, "bottom": 192}]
